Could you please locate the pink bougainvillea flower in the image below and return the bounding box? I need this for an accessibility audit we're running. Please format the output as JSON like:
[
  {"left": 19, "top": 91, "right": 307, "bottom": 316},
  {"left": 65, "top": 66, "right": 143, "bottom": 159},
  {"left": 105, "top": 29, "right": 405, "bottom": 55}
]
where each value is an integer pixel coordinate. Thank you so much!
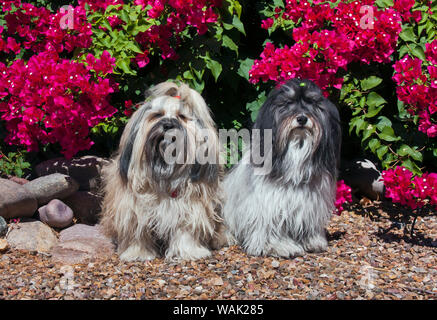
[{"left": 335, "top": 180, "right": 352, "bottom": 215}]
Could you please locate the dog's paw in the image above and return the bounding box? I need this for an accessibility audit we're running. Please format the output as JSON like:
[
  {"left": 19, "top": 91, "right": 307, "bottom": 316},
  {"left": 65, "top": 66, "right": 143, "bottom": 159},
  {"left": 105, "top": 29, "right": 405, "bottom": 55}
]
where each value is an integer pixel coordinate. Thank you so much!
[
  {"left": 210, "top": 227, "right": 237, "bottom": 250},
  {"left": 119, "top": 244, "right": 156, "bottom": 262},
  {"left": 266, "top": 238, "right": 305, "bottom": 258},
  {"left": 302, "top": 234, "right": 328, "bottom": 253},
  {"left": 166, "top": 245, "right": 211, "bottom": 261},
  {"left": 166, "top": 231, "right": 212, "bottom": 261}
]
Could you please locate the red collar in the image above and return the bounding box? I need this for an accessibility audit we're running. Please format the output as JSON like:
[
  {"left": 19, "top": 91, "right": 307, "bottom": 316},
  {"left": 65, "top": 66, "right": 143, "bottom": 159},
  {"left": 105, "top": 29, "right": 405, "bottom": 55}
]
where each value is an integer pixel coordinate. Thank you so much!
[{"left": 171, "top": 190, "right": 178, "bottom": 198}]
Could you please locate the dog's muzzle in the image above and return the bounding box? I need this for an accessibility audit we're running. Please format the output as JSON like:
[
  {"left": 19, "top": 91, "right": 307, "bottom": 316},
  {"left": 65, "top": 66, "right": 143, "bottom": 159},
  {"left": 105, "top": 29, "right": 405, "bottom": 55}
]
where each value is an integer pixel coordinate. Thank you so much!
[
  {"left": 291, "top": 114, "right": 313, "bottom": 131},
  {"left": 153, "top": 118, "right": 185, "bottom": 159}
]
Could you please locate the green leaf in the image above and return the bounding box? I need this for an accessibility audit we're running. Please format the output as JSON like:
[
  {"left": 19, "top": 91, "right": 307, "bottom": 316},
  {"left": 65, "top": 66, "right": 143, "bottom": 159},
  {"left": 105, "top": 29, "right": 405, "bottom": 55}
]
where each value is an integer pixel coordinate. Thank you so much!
[
  {"left": 375, "top": 0, "right": 394, "bottom": 8},
  {"left": 205, "top": 58, "right": 222, "bottom": 82},
  {"left": 376, "top": 145, "right": 388, "bottom": 160},
  {"left": 232, "top": 16, "right": 246, "bottom": 35},
  {"left": 222, "top": 35, "right": 238, "bottom": 53},
  {"left": 117, "top": 58, "right": 136, "bottom": 75},
  {"left": 399, "top": 27, "right": 416, "bottom": 43},
  {"left": 362, "top": 124, "right": 376, "bottom": 141},
  {"left": 368, "top": 138, "right": 380, "bottom": 153},
  {"left": 399, "top": 45, "right": 409, "bottom": 58},
  {"left": 398, "top": 144, "right": 423, "bottom": 162},
  {"left": 247, "top": 91, "right": 267, "bottom": 121},
  {"left": 125, "top": 42, "right": 143, "bottom": 54},
  {"left": 237, "top": 58, "right": 254, "bottom": 81},
  {"left": 366, "top": 92, "right": 387, "bottom": 108},
  {"left": 100, "top": 19, "right": 112, "bottom": 32},
  {"left": 361, "top": 76, "right": 383, "bottom": 91},
  {"left": 411, "top": 45, "right": 426, "bottom": 60},
  {"left": 401, "top": 159, "right": 422, "bottom": 175},
  {"left": 378, "top": 126, "right": 399, "bottom": 142},
  {"left": 376, "top": 116, "right": 392, "bottom": 131},
  {"left": 365, "top": 105, "right": 383, "bottom": 118},
  {"left": 183, "top": 70, "right": 194, "bottom": 80}
]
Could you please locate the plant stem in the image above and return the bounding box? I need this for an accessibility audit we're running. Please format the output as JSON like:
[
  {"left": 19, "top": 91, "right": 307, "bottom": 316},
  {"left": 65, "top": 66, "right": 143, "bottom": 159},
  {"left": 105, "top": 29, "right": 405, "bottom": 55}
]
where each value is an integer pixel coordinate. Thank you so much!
[{"left": 410, "top": 208, "right": 420, "bottom": 239}]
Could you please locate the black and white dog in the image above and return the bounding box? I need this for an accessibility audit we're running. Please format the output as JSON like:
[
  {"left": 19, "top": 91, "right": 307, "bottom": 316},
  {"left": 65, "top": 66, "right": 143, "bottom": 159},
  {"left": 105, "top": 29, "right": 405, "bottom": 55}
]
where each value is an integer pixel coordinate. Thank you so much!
[{"left": 223, "top": 79, "right": 341, "bottom": 257}]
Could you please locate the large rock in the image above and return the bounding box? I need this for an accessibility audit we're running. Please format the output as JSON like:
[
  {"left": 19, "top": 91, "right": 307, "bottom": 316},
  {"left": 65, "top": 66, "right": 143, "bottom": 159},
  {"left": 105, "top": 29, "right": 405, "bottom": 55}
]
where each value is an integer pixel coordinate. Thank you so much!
[
  {"left": 51, "top": 224, "right": 115, "bottom": 264},
  {"left": 63, "top": 191, "right": 103, "bottom": 225},
  {"left": 38, "top": 199, "right": 73, "bottom": 229},
  {"left": 35, "top": 156, "right": 109, "bottom": 191},
  {"left": 340, "top": 158, "right": 384, "bottom": 200},
  {"left": 23, "top": 173, "right": 79, "bottom": 206},
  {"left": 7, "top": 220, "right": 58, "bottom": 253},
  {"left": 0, "top": 179, "right": 37, "bottom": 219},
  {"left": 0, "top": 216, "right": 7, "bottom": 237}
]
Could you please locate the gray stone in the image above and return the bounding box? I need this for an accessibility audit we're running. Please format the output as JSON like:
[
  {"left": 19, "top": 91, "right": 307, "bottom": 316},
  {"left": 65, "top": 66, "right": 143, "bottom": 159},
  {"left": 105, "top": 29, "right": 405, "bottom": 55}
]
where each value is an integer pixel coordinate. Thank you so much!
[
  {"left": 35, "top": 156, "right": 109, "bottom": 191},
  {"left": 51, "top": 224, "right": 114, "bottom": 264},
  {"left": 0, "top": 216, "right": 7, "bottom": 237},
  {"left": 63, "top": 191, "right": 102, "bottom": 225},
  {"left": 38, "top": 199, "right": 73, "bottom": 229},
  {"left": 7, "top": 220, "right": 58, "bottom": 253},
  {"left": 340, "top": 158, "right": 384, "bottom": 200},
  {"left": 0, "top": 179, "right": 37, "bottom": 219},
  {"left": 23, "top": 173, "right": 79, "bottom": 206}
]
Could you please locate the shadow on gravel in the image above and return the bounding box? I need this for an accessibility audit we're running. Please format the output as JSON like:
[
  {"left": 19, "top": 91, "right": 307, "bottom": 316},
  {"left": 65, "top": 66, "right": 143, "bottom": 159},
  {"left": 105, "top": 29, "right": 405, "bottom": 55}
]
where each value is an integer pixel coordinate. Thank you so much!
[
  {"left": 327, "top": 230, "right": 346, "bottom": 241},
  {"left": 350, "top": 200, "right": 437, "bottom": 248}
]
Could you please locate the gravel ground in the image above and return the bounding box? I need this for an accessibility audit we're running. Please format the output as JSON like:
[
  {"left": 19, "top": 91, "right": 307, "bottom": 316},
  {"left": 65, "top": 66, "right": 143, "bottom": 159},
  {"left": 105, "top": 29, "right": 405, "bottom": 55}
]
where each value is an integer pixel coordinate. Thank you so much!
[{"left": 0, "top": 200, "right": 436, "bottom": 300}]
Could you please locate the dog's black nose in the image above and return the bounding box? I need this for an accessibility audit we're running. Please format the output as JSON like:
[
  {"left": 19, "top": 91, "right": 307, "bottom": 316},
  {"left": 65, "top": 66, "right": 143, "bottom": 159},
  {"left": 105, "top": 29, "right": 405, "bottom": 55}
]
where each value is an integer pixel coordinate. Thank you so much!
[
  {"left": 296, "top": 115, "right": 308, "bottom": 126},
  {"left": 161, "top": 120, "right": 176, "bottom": 131}
]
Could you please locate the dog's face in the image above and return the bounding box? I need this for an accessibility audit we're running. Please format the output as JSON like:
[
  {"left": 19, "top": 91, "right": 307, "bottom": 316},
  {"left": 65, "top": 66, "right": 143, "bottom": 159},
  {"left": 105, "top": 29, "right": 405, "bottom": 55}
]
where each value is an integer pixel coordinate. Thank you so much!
[
  {"left": 117, "top": 85, "right": 219, "bottom": 195},
  {"left": 254, "top": 79, "right": 341, "bottom": 183}
]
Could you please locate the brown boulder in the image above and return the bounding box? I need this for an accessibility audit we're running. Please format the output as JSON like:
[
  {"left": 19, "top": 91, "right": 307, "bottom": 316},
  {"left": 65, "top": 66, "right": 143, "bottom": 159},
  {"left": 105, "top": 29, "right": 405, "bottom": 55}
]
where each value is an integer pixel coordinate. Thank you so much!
[
  {"left": 23, "top": 173, "right": 79, "bottom": 206},
  {"left": 63, "top": 191, "right": 103, "bottom": 225},
  {"left": 35, "top": 156, "right": 109, "bottom": 191},
  {"left": 0, "top": 179, "right": 37, "bottom": 219},
  {"left": 6, "top": 220, "right": 58, "bottom": 253},
  {"left": 51, "top": 224, "right": 114, "bottom": 264}
]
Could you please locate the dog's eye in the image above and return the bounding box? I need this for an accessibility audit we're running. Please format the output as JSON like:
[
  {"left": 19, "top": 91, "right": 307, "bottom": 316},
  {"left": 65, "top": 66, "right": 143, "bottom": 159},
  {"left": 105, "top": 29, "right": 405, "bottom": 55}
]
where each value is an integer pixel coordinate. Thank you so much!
[
  {"left": 286, "top": 99, "right": 296, "bottom": 106},
  {"left": 178, "top": 113, "right": 191, "bottom": 121},
  {"left": 150, "top": 112, "right": 164, "bottom": 120}
]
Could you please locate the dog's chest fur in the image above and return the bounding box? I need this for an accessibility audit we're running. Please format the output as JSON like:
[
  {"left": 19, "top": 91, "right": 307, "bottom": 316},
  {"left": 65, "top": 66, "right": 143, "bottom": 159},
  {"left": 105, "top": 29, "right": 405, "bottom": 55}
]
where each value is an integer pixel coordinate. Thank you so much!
[{"left": 134, "top": 191, "right": 215, "bottom": 240}]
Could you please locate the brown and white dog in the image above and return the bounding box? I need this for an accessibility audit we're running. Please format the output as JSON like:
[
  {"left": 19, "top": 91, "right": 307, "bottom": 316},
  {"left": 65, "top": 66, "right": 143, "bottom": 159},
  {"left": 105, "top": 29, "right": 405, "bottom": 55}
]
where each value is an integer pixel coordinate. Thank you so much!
[{"left": 100, "top": 82, "right": 227, "bottom": 261}]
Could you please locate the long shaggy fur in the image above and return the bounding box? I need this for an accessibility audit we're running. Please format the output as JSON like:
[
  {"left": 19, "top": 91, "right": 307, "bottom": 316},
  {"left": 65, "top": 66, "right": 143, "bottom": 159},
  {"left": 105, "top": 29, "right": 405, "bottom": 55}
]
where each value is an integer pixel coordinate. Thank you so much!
[
  {"left": 223, "top": 79, "right": 341, "bottom": 257},
  {"left": 100, "top": 81, "right": 227, "bottom": 261}
]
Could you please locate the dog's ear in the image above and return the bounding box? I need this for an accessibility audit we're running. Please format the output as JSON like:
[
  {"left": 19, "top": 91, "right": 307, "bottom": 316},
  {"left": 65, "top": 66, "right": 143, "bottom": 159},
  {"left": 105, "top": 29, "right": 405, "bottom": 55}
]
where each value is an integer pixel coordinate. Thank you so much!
[
  {"left": 117, "top": 103, "right": 150, "bottom": 184},
  {"left": 119, "top": 136, "right": 134, "bottom": 184}
]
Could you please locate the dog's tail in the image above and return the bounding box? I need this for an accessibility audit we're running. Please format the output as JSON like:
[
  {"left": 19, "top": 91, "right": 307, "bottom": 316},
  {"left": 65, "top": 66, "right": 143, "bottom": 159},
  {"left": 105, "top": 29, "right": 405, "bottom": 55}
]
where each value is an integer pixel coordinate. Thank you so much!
[{"left": 146, "top": 81, "right": 215, "bottom": 128}]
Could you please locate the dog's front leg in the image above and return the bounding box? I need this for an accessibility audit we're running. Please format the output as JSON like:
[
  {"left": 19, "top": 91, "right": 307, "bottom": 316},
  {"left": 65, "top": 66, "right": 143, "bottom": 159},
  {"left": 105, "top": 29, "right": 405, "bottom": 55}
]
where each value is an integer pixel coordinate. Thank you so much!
[
  {"left": 301, "top": 232, "right": 328, "bottom": 253},
  {"left": 209, "top": 223, "right": 236, "bottom": 250},
  {"left": 166, "top": 229, "right": 211, "bottom": 261},
  {"left": 118, "top": 239, "right": 157, "bottom": 262},
  {"left": 265, "top": 237, "right": 305, "bottom": 258}
]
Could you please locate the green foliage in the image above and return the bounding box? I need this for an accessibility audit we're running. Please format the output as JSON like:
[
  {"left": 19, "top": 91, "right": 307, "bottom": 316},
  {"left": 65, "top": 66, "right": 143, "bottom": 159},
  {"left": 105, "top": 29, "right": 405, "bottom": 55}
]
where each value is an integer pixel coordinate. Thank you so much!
[
  {"left": 83, "top": 4, "right": 155, "bottom": 76},
  {"left": 0, "top": 151, "right": 31, "bottom": 178},
  {"left": 340, "top": 72, "right": 426, "bottom": 175}
]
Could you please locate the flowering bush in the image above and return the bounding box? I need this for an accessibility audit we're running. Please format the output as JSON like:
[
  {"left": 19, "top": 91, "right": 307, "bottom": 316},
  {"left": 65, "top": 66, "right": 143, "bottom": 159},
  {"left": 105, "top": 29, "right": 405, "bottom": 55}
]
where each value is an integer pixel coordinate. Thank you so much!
[
  {"left": 382, "top": 166, "right": 437, "bottom": 235},
  {"left": 0, "top": 0, "right": 244, "bottom": 158},
  {"left": 246, "top": 0, "right": 436, "bottom": 175},
  {"left": 250, "top": 0, "right": 402, "bottom": 91},
  {"left": 383, "top": 166, "right": 437, "bottom": 210}
]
